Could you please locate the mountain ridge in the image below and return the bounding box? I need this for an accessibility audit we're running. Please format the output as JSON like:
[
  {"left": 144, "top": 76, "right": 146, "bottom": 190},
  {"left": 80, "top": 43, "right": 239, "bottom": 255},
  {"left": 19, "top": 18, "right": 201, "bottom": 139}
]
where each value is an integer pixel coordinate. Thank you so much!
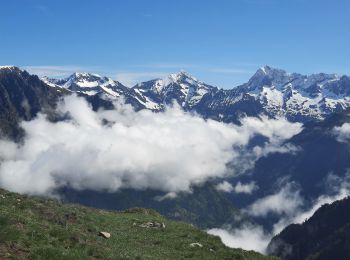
[
  {"left": 267, "top": 196, "right": 350, "bottom": 260},
  {"left": 40, "top": 65, "right": 350, "bottom": 122}
]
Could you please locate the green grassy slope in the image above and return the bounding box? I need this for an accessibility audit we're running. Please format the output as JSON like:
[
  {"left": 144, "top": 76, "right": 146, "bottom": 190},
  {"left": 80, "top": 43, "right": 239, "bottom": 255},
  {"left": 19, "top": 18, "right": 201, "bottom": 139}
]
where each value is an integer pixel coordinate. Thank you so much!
[{"left": 0, "top": 189, "right": 276, "bottom": 260}]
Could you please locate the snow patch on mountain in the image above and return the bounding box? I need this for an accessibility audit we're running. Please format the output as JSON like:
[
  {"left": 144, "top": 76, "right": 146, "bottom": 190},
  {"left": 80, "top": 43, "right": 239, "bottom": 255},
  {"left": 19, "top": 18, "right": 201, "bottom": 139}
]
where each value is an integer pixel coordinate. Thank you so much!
[
  {"left": 133, "top": 71, "right": 218, "bottom": 109},
  {"left": 0, "top": 65, "right": 17, "bottom": 70}
]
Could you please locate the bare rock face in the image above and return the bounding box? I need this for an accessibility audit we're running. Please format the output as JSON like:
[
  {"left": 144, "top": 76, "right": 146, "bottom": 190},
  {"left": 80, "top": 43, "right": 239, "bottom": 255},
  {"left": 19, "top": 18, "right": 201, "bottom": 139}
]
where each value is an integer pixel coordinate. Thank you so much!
[{"left": 99, "top": 231, "right": 111, "bottom": 239}]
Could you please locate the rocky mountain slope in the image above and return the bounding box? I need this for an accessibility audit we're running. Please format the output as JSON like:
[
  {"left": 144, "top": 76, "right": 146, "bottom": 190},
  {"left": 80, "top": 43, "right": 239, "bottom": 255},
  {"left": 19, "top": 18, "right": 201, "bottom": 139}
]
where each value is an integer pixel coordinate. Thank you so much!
[
  {"left": 42, "top": 72, "right": 147, "bottom": 110},
  {"left": 0, "top": 66, "right": 63, "bottom": 139},
  {"left": 267, "top": 196, "right": 350, "bottom": 260},
  {"left": 133, "top": 71, "right": 218, "bottom": 110}
]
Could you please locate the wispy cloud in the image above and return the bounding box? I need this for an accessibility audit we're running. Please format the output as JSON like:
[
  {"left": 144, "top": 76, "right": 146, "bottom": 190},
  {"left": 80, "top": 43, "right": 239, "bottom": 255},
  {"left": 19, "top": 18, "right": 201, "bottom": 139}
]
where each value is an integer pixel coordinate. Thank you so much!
[
  {"left": 130, "top": 62, "right": 199, "bottom": 70},
  {"left": 23, "top": 62, "right": 260, "bottom": 87},
  {"left": 245, "top": 183, "right": 303, "bottom": 217},
  {"left": 24, "top": 65, "right": 102, "bottom": 78},
  {"left": 209, "top": 172, "right": 350, "bottom": 253},
  {"left": 208, "top": 224, "right": 270, "bottom": 253},
  {"left": 208, "top": 68, "right": 255, "bottom": 74},
  {"left": 215, "top": 181, "right": 258, "bottom": 194},
  {"left": 115, "top": 71, "right": 168, "bottom": 86},
  {"left": 132, "top": 62, "right": 259, "bottom": 72},
  {"left": 116, "top": 63, "right": 259, "bottom": 86}
]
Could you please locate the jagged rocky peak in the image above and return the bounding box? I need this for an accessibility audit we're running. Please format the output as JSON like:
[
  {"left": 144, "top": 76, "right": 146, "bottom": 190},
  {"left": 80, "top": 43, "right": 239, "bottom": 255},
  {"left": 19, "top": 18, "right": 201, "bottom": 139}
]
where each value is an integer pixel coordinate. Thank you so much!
[
  {"left": 133, "top": 70, "right": 217, "bottom": 108},
  {"left": 0, "top": 66, "right": 23, "bottom": 74},
  {"left": 0, "top": 66, "right": 35, "bottom": 83},
  {"left": 257, "top": 65, "right": 287, "bottom": 77},
  {"left": 0, "top": 65, "right": 18, "bottom": 70},
  {"left": 135, "top": 70, "right": 216, "bottom": 91},
  {"left": 45, "top": 72, "right": 120, "bottom": 89},
  {"left": 246, "top": 65, "right": 344, "bottom": 92},
  {"left": 62, "top": 72, "right": 113, "bottom": 88},
  {"left": 69, "top": 72, "right": 105, "bottom": 82},
  {"left": 246, "top": 65, "right": 292, "bottom": 90},
  {"left": 168, "top": 70, "right": 199, "bottom": 83},
  {"left": 41, "top": 71, "right": 131, "bottom": 98}
]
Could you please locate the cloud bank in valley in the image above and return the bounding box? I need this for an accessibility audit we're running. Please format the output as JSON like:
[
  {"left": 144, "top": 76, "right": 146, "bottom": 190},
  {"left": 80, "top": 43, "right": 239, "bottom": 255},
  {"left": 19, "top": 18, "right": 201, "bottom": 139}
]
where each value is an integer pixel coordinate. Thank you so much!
[
  {"left": 208, "top": 224, "right": 270, "bottom": 254},
  {"left": 209, "top": 173, "right": 350, "bottom": 253},
  {"left": 0, "top": 95, "right": 302, "bottom": 196}
]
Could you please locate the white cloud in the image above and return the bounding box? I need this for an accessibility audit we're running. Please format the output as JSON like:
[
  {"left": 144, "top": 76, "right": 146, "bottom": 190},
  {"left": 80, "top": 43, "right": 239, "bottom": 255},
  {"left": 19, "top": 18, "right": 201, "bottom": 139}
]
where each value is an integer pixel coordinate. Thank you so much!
[
  {"left": 272, "top": 172, "right": 350, "bottom": 234},
  {"left": 24, "top": 65, "right": 92, "bottom": 78},
  {"left": 211, "top": 173, "right": 350, "bottom": 253},
  {"left": 245, "top": 183, "right": 304, "bottom": 217},
  {"left": 0, "top": 95, "right": 302, "bottom": 197},
  {"left": 208, "top": 224, "right": 271, "bottom": 253},
  {"left": 234, "top": 181, "right": 258, "bottom": 194},
  {"left": 333, "top": 123, "right": 350, "bottom": 142},
  {"left": 215, "top": 181, "right": 234, "bottom": 192},
  {"left": 154, "top": 191, "right": 178, "bottom": 202},
  {"left": 240, "top": 116, "right": 303, "bottom": 142},
  {"left": 208, "top": 68, "right": 254, "bottom": 75},
  {"left": 216, "top": 181, "right": 258, "bottom": 194}
]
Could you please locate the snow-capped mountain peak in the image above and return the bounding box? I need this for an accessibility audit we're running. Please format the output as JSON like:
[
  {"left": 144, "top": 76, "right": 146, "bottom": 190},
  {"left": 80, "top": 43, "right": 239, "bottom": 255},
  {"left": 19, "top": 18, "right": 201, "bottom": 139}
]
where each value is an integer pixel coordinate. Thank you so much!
[
  {"left": 259, "top": 65, "right": 286, "bottom": 76},
  {"left": 133, "top": 71, "right": 217, "bottom": 108},
  {"left": 0, "top": 66, "right": 24, "bottom": 75},
  {"left": 64, "top": 72, "right": 109, "bottom": 88},
  {"left": 247, "top": 66, "right": 292, "bottom": 91},
  {"left": 209, "top": 66, "right": 350, "bottom": 121},
  {"left": 42, "top": 72, "right": 128, "bottom": 97},
  {"left": 38, "top": 66, "right": 350, "bottom": 122},
  {"left": 0, "top": 65, "right": 18, "bottom": 70},
  {"left": 167, "top": 70, "right": 198, "bottom": 83}
]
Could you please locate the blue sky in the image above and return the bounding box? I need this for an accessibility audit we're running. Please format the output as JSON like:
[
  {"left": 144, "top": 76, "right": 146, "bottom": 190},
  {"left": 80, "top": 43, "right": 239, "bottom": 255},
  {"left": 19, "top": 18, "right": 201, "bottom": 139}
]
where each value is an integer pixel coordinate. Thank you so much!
[{"left": 1, "top": 0, "right": 350, "bottom": 88}]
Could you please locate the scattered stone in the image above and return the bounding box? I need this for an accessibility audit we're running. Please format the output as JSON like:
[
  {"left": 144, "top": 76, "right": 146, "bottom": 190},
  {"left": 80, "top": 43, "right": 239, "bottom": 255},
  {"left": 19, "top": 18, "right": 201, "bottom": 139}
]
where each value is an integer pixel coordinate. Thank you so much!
[
  {"left": 99, "top": 231, "right": 111, "bottom": 239},
  {"left": 190, "top": 242, "right": 203, "bottom": 248},
  {"left": 138, "top": 221, "right": 165, "bottom": 229},
  {"left": 0, "top": 195, "right": 5, "bottom": 199},
  {"left": 210, "top": 248, "right": 216, "bottom": 253}
]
